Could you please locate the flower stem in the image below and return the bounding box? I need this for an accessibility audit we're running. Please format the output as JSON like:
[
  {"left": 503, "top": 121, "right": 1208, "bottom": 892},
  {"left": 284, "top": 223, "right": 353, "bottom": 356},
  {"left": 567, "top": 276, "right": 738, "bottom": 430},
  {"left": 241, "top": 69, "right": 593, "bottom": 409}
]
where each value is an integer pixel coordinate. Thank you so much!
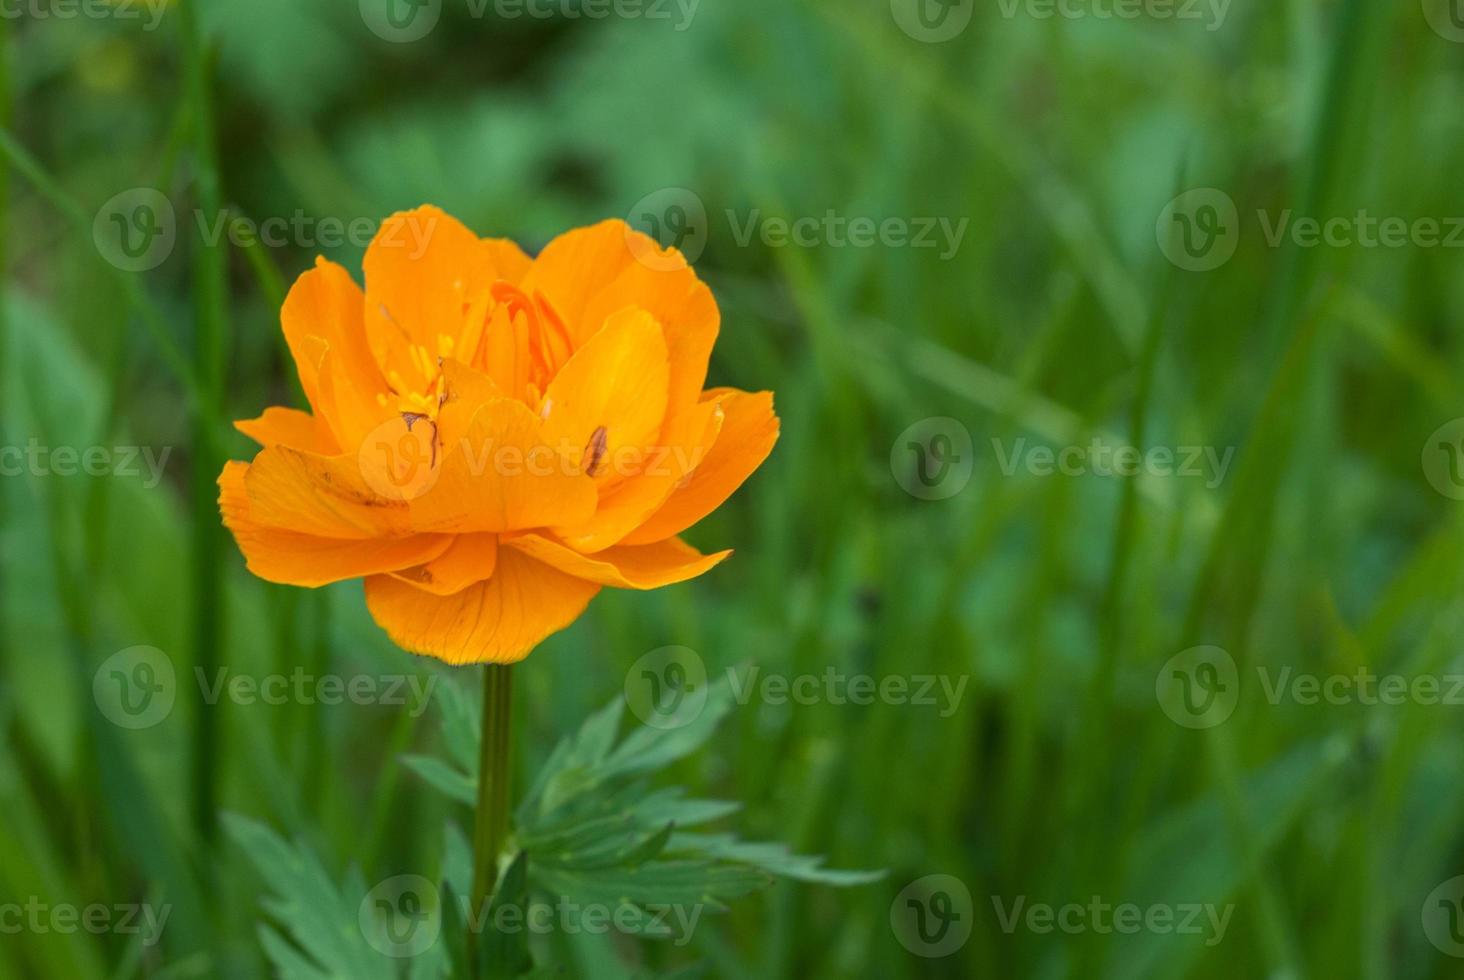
[{"left": 468, "top": 663, "right": 513, "bottom": 974}]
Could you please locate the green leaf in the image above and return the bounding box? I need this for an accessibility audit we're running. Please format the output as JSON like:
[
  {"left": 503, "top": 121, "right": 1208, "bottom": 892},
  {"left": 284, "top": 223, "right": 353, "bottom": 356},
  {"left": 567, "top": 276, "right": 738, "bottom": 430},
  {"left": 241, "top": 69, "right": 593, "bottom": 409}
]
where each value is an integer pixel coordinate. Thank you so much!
[
  {"left": 401, "top": 753, "right": 476, "bottom": 807},
  {"left": 630, "top": 790, "right": 742, "bottom": 829},
  {"left": 540, "top": 822, "right": 677, "bottom": 873},
  {"left": 257, "top": 925, "right": 331, "bottom": 980},
  {"left": 443, "top": 822, "right": 473, "bottom": 900},
  {"left": 223, "top": 813, "right": 397, "bottom": 980},
  {"left": 666, "top": 834, "right": 885, "bottom": 886},
  {"left": 477, "top": 851, "right": 534, "bottom": 979},
  {"left": 535, "top": 861, "right": 772, "bottom": 917},
  {"left": 419, "top": 679, "right": 882, "bottom": 968},
  {"left": 521, "top": 696, "right": 627, "bottom": 818},
  {"left": 599, "top": 679, "right": 736, "bottom": 782},
  {"left": 435, "top": 673, "right": 481, "bottom": 775}
]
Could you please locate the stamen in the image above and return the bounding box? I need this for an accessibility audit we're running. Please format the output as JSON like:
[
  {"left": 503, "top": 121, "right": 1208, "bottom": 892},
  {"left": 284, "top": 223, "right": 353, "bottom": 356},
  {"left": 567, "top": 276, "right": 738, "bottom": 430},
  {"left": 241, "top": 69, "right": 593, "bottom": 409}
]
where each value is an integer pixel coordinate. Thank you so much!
[{"left": 410, "top": 343, "right": 434, "bottom": 381}]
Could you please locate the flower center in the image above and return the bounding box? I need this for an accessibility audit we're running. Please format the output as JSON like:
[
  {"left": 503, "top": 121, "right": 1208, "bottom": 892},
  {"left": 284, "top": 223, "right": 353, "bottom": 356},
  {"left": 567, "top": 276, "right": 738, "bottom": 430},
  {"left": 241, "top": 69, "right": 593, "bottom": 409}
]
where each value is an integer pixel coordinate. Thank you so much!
[
  {"left": 373, "top": 282, "right": 576, "bottom": 427},
  {"left": 377, "top": 331, "right": 457, "bottom": 420}
]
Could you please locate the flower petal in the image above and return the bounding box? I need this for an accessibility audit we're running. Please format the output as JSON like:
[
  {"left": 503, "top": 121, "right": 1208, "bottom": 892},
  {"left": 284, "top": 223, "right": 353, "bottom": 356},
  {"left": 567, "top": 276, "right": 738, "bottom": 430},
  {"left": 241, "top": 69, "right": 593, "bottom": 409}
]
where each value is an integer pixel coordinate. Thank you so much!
[
  {"left": 580, "top": 248, "right": 718, "bottom": 412},
  {"left": 220, "top": 463, "right": 450, "bottom": 587},
  {"left": 409, "top": 397, "right": 597, "bottom": 533},
  {"left": 482, "top": 237, "right": 532, "bottom": 283},
  {"left": 364, "top": 547, "right": 600, "bottom": 664},
  {"left": 281, "top": 258, "right": 384, "bottom": 425},
  {"left": 519, "top": 219, "right": 641, "bottom": 344},
  {"left": 390, "top": 532, "right": 498, "bottom": 596},
  {"left": 245, "top": 446, "right": 414, "bottom": 538},
  {"left": 436, "top": 358, "right": 505, "bottom": 448},
  {"left": 620, "top": 389, "right": 779, "bottom": 545},
  {"left": 234, "top": 407, "right": 339, "bottom": 454},
  {"left": 363, "top": 206, "right": 506, "bottom": 380},
  {"left": 552, "top": 398, "right": 723, "bottom": 553},
  {"left": 316, "top": 346, "right": 395, "bottom": 454},
  {"left": 539, "top": 306, "right": 669, "bottom": 479},
  {"left": 522, "top": 220, "right": 717, "bottom": 413},
  {"left": 505, "top": 533, "right": 730, "bottom": 589}
]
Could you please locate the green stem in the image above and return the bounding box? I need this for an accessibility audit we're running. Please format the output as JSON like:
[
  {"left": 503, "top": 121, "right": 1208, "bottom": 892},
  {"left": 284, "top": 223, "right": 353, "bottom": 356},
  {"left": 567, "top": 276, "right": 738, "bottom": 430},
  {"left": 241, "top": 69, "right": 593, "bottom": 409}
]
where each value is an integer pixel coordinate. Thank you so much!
[
  {"left": 0, "top": 11, "right": 9, "bottom": 649},
  {"left": 468, "top": 663, "right": 514, "bottom": 975},
  {"left": 178, "top": 0, "right": 229, "bottom": 846}
]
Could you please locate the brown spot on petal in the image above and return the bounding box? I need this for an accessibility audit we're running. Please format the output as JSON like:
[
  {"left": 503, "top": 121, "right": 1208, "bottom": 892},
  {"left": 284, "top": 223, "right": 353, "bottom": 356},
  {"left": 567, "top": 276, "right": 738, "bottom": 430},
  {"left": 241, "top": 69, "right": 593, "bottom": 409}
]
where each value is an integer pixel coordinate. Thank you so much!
[
  {"left": 583, "top": 426, "right": 609, "bottom": 477},
  {"left": 399, "top": 413, "right": 440, "bottom": 468}
]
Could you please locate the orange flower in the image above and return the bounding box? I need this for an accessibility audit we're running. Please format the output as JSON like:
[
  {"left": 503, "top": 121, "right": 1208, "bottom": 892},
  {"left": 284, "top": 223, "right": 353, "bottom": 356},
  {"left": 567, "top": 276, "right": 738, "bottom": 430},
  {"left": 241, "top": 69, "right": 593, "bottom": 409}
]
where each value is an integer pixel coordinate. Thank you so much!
[{"left": 219, "top": 206, "right": 778, "bottom": 664}]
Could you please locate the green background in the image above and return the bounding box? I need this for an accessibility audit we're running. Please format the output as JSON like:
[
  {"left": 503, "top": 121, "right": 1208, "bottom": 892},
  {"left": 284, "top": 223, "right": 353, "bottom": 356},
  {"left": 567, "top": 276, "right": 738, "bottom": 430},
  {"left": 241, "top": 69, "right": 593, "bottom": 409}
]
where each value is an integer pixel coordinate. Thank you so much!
[{"left": 3, "top": 0, "right": 1464, "bottom": 976}]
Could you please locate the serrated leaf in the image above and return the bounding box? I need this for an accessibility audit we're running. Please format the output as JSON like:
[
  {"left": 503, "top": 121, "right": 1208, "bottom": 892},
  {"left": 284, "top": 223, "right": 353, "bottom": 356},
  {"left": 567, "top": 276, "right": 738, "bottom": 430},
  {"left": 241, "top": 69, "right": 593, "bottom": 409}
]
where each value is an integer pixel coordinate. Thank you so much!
[
  {"left": 666, "top": 833, "right": 885, "bottom": 886},
  {"left": 536, "top": 861, "right": 772, "bottom": 913},
  {"left": 599, "top": 679, "right": 736, "bottom": 782},
  {"left": 526, "top": 698, "right": 628, "bottom": 818},
  {"left": 578, "top": 697, "right": 627, "bottom": 767},
  {"left": 258, "top": 924, "right": 330, "bottom": 980},
  {"left": 522, "top": 812, "right": 649, "bottom": 862},
  {"left": 223, "top": 813, "right": 395, "bottom": 980},
  {"left": 632, "top": 792, "right": 741, "bottom": 829},
  {"left": 542, "top": 822, "right": 676, "bottom": 873},
  {"left": 522, "top": 682, "right": 739, "bottom": 823},
  {"left": 420, "top": 677, "right": 881, "bottom": 970},
  {"left": 517, "top": 738, "right": 573, "bottom": 822}
]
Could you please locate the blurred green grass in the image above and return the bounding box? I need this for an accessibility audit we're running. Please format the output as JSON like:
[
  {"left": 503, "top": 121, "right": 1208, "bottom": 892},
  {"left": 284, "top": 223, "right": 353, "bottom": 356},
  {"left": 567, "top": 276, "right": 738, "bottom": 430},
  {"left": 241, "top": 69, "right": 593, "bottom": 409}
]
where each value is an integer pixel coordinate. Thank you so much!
[{"left": 3, "top": 0, "right": 1464, "bottom": 977}]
